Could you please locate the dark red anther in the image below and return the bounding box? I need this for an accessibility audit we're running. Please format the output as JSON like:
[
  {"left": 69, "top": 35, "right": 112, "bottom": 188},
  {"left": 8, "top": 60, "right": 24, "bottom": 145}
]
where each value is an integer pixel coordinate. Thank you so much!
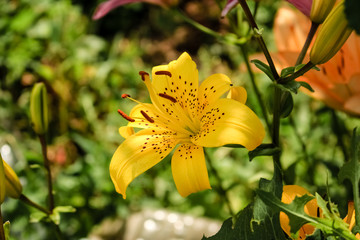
[
  {"left": 122, "top": 94, "right": 130, "bottom": 99},
  {"left": 117, "top": 109, "right": 135, "bottom": 122},
  {"left": 140, "top": 110, "right": 155, "bottom": 123},
  {"left": 155, "top": 71, "right": 172, "bottom": 77},
  {"left": 159, "top": 93, "right": 177, "bottom": 103},
  {"left": 139, "top": 71, "right": 149, "bottom": 81}
]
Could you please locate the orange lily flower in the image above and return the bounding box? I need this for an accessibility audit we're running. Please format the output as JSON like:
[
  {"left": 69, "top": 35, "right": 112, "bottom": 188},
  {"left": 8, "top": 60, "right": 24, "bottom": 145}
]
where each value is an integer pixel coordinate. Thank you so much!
[
  {"left": 343, "top": 201, "right": 360, "bottom": 239},
  {"left": 280, "top": 185, "right": 319, "bottom": 239},
  {"left": 273, "top": 6, "right": 360, "bottom": 117}
]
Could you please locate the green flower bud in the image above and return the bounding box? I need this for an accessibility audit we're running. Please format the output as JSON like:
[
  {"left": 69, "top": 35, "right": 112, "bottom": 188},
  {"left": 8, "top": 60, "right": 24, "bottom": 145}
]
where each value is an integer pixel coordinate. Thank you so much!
[
  {"left": 3, "top": 159, "right": 22, "bottom": 199},
  {"left": 310, "top": 0, "right": 353, "bottom": 64},
  {"left": 0, "top": 156, "right": 5, "bottom": 204},
  {"left": 30, "top": 83, "right": 49, "bottom": 135},
  {"left": 310, "top": 0, "right": 336, "bottom": 23}
]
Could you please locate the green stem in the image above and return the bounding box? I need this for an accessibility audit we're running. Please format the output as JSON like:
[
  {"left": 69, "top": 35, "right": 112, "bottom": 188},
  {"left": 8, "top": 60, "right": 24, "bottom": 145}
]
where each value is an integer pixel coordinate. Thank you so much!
[
  {"left": 272, "top": 86, "right": 283, "bottom": 199},
  {"left": 295, "top": 22, "right": 319, "bottom": 65},
  {"left": 19, "top": 194, "right": 51, "bottom": 215},
  {"left": 240, "top": 45, "right": 271, "bottom": 132},
  {"left": 175, "top": 9, "right": 223, "bottom": 40},
  {"left": 330, "top": 110, "right": 349, "bottom": 162},
  {"left": 204, "top": 149, "right": 235, "bottom": 216},
  {"left": 237, "top": 0, "right": 279, "bottom": 80},
  {"left": 54, "top": 224, "right": 64, "bottom": 240},
  {"left": 280, "top": 61, "right": 315, "bottom": 83},
  {"left": 0, "top": 207, "right": 4, "bottom": 240},
  {"left": 39, "top": 135, "right": 55, "bottom": 212}
]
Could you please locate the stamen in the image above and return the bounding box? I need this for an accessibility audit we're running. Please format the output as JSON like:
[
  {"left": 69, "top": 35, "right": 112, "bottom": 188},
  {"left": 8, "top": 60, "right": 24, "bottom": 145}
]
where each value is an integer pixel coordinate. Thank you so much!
[
  {"left": 140, "top": 110, "right": 155, "bottom": 123},
  {"left": 159, "top": 93, "right": 177, "bottom": 103},
  {"left": 122, "top": 94, "right": 130, "bottom": 99},
  {"left": 139, "top": 71, "right": 149, "bottom": 81},
  {"left": 117, "top": 109, "right": 135, "bottom": 122},
  {"left": 155, "top": 71, "right": 172, "bottom": 77}
]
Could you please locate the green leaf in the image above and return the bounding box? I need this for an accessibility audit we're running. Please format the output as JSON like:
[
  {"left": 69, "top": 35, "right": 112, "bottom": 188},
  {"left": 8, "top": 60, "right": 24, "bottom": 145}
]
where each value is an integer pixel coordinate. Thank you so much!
[
  {"left": 298, "top": 81, "right": 314, "bottom": 92},
  {"left": 248, "top": 144, "right": 281, "bottom": 161},
  {"left": 251, "top": 59, "right": 275, "bottom": 81},
  {"left": 277, "top": 81, "right": 301, "bottom": 94},
  {"left": 50, "top": 206, "right": 76, "bottom": 225},
  {"left": 54, "top": 205, "right": 76, "bottom": 213},
  {"left": 202, "top": 203, "right": 286, "bottom": 240},
  {"left": 339, "top": 128, "right": 360, "bottom": 235},
  {"left": 280, "top": 66, "right": 295, "bottom": 78},
  {"left": 257, "top": 190, "right": 314, "bottom": 235},
  {"left": 30, "top": 211, "right": 48, "bottom": 223},
  {"left": 256, "top": 190, "right": 358, "bottom": 240},
  {"left": 345, "top": 0, "right": 360, "bottom": 34},
  {"left": 224, "top": 144, "right": 245, "bottom": 148}
]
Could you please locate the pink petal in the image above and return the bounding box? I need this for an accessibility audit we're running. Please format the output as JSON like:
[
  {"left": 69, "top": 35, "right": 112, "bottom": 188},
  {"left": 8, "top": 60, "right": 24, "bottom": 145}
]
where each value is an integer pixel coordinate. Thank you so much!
[
  {"left": 221, "top": 0, "right": 238, "bottom": 18},
  {"left": 286, "top": 0, "right": 312, "bottom": 17},
  {"left": 93, "top": 0, "right": 164, "bottom": 20}
]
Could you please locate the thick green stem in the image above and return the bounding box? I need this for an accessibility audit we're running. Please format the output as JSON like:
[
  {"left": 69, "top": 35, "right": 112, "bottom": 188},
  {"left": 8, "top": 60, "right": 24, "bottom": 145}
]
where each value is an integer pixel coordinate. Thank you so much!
[
  {"left": 295, "top": 22, "right": 319, "bottom": 65},
  {"left": 272, "top": 87, "right": 283, "bottom": 195},
  {"left": 237, "top": 0, "right": 279, "bottom": 80},
  {"left": 0, "top": 208, "right": 4, "bottom": 240},
  {"left": 39, "top": 135, "right": 55, "bottom": 212},
  {"left": 19, "top": 194, "right": 51, "bottom": 215},
  {"left": 204, "top": 149, "right": 235, "bottom": 216},
  {"left": 240, "top": 45, "right": 271, "bottom": 132}
]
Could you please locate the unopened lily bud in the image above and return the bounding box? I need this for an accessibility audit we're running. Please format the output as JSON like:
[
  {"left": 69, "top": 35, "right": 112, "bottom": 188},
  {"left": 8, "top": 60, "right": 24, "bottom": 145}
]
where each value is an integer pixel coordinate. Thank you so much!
[
  {"left": 3, "top": 159, "right": 22, "bottom": 199},
  {"left": 310, "top": 0, "right": 336, "bottom": 23},
  {"left": 310, "top": 0, "right": 352, "bottom": 65},
  {"left": 30, "top": 83, "right": 49, "bottom": 135},
  {"left": 0, "top": 156, "right": 5, "bottom": 204}
]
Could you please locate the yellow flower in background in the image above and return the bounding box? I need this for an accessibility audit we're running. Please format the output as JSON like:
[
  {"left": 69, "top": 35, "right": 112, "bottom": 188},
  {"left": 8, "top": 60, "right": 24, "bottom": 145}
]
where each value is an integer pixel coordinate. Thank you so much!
[
  {"left": 280, "top": 185, "right": 319, "bottom": 240},
  {"left": 0, "top": 156, "right": 5, "bottom": 204},
  {"left": 3, "top": 159, "right": 22, "bottom": 199},
  {"left": 343, "top": 202, "right": 360, "bottom": 239},
  {"left": 111, "top": 52, "right": 265, "bottom": 198}
]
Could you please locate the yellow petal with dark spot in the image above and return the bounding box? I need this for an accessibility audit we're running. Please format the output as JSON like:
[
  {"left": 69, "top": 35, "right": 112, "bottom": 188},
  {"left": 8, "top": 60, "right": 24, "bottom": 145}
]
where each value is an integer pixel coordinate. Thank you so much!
[
  {"left": 192, "top": 98, "right": 265, "bottom": 150},
  {"left": 198, "top": 73, "right": 232, "bottom": 112},
  {"left": 110, "top": 129, "right": 179, "bottom": 199},
  {"left": 171, "top": 144, "right": 211, "bottom": 197}
]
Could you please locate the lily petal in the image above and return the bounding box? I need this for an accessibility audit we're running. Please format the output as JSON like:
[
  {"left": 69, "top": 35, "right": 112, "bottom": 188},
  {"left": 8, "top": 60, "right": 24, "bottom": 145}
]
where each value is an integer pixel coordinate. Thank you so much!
[
  {"left": 110, "top": 128, "right": 179, "bottom": 198},
  {"left": 93, "top": 0, "right": 165, "bottom": 20},
  {"left": 198, "top": 73, "right": 232, "bottom": 113},
  {"left": 119, "top": 126, "right": 135, "bottom": 138},
  {"left": 227, "top": 86, "right": 247, "bottom": 104},
  {"left": 152, "top": 52, "right": 199, "bottom": 120},
  {"left": 192, "top": 98, "right": 265, "bottom": 150},
  {"left": 171, "top": 144, "right": 211, "bottom": 197}
]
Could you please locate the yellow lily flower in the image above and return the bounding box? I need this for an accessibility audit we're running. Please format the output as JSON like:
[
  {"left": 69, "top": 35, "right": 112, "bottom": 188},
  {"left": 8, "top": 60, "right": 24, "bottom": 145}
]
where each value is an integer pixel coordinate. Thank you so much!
[{"left": 110, "top": 52, "right": 265, "bottom": 198}]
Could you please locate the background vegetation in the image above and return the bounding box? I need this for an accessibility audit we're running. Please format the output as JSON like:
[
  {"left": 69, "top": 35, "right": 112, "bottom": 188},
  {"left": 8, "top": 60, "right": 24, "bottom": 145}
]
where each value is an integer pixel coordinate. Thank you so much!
[{"left": 0, "top": 0, "right": 358, "bottom": 239}]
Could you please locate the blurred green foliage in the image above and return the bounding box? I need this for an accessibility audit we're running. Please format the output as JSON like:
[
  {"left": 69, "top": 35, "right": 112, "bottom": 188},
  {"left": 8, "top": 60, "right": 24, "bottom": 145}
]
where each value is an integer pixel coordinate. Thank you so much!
[{"left": 0, "top": 0, "right": 359, "bottom": 239}]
